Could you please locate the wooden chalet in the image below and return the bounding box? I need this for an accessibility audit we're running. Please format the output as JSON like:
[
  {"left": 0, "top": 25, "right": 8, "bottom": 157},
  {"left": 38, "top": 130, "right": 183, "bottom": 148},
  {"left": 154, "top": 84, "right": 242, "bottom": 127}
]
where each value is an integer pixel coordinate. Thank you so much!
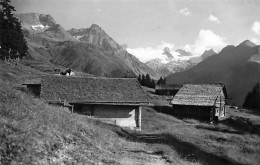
[
  {"left": 23, "top": 76, "right": 150, "bottom": 130},
  {"left": 155, "top": 84, "right": 183, "bottom": 96},
  {"left": 170, "top": 83, "right": 228, "bottom": 121}
]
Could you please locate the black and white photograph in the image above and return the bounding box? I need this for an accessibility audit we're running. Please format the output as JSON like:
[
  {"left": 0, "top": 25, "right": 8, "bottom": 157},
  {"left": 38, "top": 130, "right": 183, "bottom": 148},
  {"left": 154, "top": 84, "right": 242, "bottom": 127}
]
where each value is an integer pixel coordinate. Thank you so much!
[{"left": 0, "top": 0, "right": 260, "bottom": 164}]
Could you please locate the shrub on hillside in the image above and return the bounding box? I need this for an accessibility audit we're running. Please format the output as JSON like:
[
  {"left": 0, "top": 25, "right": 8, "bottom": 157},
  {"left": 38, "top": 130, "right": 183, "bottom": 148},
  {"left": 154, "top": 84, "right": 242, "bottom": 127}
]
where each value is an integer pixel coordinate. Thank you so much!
[{"left": 243, "top": 82, "right": 260, "bottom": 110}]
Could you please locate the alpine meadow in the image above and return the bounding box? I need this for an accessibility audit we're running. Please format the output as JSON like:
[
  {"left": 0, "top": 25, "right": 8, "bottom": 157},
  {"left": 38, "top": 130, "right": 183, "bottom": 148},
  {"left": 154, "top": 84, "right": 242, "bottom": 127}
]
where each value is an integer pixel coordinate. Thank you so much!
[{"left": 1, "top": 0, "right": 260, "bottom": 165}]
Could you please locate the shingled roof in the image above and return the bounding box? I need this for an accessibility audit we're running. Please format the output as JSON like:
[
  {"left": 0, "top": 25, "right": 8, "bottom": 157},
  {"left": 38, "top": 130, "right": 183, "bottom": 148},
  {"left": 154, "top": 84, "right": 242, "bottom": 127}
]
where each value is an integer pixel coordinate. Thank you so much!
[
  {"left": 40, "top": 76, "right": 150, "bottom": 105},
  {"left": 170, "top": 83, "right": 227, "bottom": 106}
]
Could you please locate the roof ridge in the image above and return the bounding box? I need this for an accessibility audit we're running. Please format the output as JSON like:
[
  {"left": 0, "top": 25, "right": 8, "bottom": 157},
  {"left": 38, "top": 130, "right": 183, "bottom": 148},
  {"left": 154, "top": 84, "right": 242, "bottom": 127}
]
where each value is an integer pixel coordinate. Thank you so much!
[
  {"left": 185, "top": 83, "right": 224, "bottom": 85},
  {"left": 44, "top": 75, "right": 137, "bottom": 80}
]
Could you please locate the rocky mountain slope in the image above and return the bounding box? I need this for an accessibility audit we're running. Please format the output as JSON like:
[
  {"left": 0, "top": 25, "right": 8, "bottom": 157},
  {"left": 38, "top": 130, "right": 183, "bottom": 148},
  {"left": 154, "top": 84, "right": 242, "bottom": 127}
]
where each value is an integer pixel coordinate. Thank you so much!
[
  {"left": 145, "top": 58, "right": 172, "bottom": 77},
  {"left": 15, "top": 13, "right": 157, "bottom": 78},
  {"left": 67, "top": 24, "right": 122, "bottom": 51},
  {"left": 67, "top": 25, "right": 157, "bottom": 78},
  {"left": 166, "top": 40, "right": 260, "bottom": 106},
  {"left": 145, "top": 48, "right": 214, "bottom": 77},
  {"left": 16, "top": 13, "right": 77, "bottom": 42},
  {"left": 144, "top": 48, "right": 190, "bottom": 77}
]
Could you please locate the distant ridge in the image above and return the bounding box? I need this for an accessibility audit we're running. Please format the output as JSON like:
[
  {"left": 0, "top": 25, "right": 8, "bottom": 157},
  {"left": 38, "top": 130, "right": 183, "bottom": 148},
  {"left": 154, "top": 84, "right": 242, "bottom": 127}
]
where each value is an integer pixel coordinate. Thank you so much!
[
  {"left": 166, "top": 40, "right": 260, "bottom": 106},
  {"left": 188, "top": 49, "right": 216, "bottom": 64},
  {"left": 237, "top": 40, "right": 256, "bottom": 48}
]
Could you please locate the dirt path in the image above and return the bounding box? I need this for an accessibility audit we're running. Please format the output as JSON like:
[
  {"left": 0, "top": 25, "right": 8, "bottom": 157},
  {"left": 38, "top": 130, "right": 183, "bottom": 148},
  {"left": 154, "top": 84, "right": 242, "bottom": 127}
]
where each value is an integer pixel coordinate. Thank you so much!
[{"left": 118, "top": 149, "right": 171, "bottom": 165}]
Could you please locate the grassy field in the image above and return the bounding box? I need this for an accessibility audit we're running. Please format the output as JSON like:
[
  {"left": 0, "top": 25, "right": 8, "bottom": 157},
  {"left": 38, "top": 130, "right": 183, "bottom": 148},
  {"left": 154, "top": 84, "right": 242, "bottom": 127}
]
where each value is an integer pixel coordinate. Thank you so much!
[
  {"left": 140, "top": 107, "right": 260, "bottom": 165},
  {"left": 0, "top": 61, "right": 260, "bottom": 164},
  {"left": 0, "top": 72, "right": 168, "bottom": 164},
  {"left": 0, "top": 61, "right": 178, "bottom": 164}
]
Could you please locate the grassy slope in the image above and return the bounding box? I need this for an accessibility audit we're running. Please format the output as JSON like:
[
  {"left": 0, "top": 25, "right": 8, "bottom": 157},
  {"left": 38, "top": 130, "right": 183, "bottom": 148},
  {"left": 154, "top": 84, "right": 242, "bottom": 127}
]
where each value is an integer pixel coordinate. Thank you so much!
[
  {"left": 140, "top": 86, "right": 260, "bottom": 165},
  {"left": 1, "top": 61, "right": 260, "bottom": 165},
  {"left": 0, "top": 80, "right": 156, "bottom": 164},
  {"left": 0, "top": 61, "right": 174, "bottom": 165},
  {"left": 141, "top": 107, "right": 260, "bottom": 165}
]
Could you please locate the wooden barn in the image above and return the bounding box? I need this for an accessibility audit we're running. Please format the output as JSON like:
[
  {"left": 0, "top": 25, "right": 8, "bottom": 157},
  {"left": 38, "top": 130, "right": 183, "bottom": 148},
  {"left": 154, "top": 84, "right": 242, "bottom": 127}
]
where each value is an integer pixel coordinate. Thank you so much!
[
  {"left": 170, "top": 83, "right": 228, "bottom": 121},
  {"left": 155, "top": 84, "right": 183, "bottom": 96},
  {"left": 23, "top": 76, "right": 150, "bottom": 130}
]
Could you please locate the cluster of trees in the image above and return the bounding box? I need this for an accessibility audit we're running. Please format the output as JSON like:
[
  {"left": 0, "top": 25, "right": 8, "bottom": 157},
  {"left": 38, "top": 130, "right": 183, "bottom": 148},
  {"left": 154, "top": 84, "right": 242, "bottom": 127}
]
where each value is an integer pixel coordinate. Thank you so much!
[
  {"left": 137, "top": 74, "right": 156, "bottom": 88},
  {"left": 0, "top": 0, "right": 28, "bottom": 60},
  {"left": 243, "top": 83, "right": 260, "bottom": 110},
  {"left": 157, "top": 76, "right": 166, "bottom": 86}
]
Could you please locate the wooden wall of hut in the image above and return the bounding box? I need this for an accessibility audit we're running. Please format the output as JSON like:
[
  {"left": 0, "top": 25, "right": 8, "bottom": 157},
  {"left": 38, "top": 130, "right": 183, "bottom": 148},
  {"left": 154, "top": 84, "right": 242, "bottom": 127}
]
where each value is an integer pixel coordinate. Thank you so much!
[
  {"left": 173, "top": 105, "right": 214, "bottom": 121},
  {"left": 27, "top": 85, "right": 41, "bottom": 97}
]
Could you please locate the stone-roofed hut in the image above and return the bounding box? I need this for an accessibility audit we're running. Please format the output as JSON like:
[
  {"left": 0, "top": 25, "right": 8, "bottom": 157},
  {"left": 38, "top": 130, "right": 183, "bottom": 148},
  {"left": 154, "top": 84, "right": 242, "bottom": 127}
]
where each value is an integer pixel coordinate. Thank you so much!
[
  {"left": 155, "top": 84, "right": 182, "bottom": 96},
  {"left": 23, "top": 76, "right": 150, "bottom": 130},
  {"left": 170, "top": 83, "right": 228, "bottom": 121}
]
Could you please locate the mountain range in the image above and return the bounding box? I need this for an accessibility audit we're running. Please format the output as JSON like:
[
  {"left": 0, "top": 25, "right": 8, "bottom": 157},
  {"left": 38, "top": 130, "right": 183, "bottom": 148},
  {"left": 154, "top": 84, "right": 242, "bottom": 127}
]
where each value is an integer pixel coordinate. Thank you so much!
[
  {"left": 15, "top": 13, "right": 157, "bottom": 78},
  {"left": 166, "top": 40, "right": 260, "bottom": 106},
  {"left": 15, "top": 12, "right": 260, "bottom": 106},
  {"left": 15, "top": 12, "right": 219, "bottom": 79},
  {"left": 145, "top": 48, "right": 216, "bottom": 77}
]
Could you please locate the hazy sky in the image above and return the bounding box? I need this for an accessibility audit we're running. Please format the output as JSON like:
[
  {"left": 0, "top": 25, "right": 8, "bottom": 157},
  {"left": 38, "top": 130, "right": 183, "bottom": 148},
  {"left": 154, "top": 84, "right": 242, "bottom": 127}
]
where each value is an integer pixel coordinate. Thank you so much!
[{"left": 12, "top": 0, "right": 260, "bottom": 62}]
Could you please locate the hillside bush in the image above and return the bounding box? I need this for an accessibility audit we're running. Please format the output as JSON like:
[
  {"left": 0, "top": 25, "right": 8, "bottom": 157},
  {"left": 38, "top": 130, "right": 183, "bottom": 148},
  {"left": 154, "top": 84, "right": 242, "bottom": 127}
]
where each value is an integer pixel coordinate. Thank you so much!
[{"left": 243, "top": 82, "right": 260, "bottom": 110}]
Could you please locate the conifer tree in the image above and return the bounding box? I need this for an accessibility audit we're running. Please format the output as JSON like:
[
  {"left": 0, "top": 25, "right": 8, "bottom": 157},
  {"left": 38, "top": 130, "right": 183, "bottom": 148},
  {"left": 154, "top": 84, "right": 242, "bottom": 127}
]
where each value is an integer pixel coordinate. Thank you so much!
[
  {"left": 157, "top": 76, "right": 166, "bottom": 85},
  {"left": 137, "top": 74, "right": 142, "bottom": 84},
  {"left": 243, "top": 92, "right": 253, "bottom": 108},
  {"left": 0, "top": 0, "right": 28, "bottom": 60},
  {"left": 141, "top": 74, "right": 146, "bottom": 86},
  {"left": 157, "top": 77, "right": 163, "bottom": 85},
  {"left": 145, "top": 73, "right": 151, "bottom": 87},
  {"left": 137, "top": 73, "right": 156, "bottom": 88},
  {"left": 162, "top": 77, "right": 166, "bottom": 85},
  {"left": 243, "top": 83, "right": 260, "bottom": 110},
  {"left": 150, "top": 79, "right": 156, "bottom": 88}
]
